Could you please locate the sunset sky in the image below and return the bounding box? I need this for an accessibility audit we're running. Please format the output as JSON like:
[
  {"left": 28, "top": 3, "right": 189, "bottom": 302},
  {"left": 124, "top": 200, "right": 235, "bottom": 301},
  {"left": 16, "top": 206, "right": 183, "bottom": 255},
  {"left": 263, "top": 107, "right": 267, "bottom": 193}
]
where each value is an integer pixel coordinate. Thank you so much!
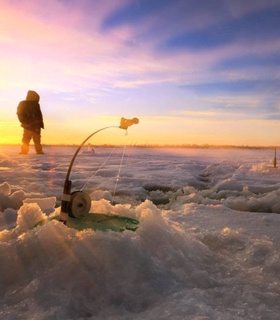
[{"left": 0, "top": 0, "right": 280, "bottom": 146}]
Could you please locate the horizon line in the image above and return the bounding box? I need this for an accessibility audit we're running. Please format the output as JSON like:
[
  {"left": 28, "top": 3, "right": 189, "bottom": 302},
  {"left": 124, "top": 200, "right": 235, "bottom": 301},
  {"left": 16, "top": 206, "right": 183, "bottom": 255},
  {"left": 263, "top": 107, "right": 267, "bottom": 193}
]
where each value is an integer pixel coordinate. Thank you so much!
[{"left": 1, "top": 143, "right": 279, "bottom": 150}]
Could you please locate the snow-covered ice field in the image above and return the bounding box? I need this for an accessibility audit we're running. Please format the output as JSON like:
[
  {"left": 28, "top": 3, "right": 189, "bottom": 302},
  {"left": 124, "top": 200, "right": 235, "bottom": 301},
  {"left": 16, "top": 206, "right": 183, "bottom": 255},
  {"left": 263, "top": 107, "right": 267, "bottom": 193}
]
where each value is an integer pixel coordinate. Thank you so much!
[{"left": 0, "top": 145, "right": 280, "bottom": 320}]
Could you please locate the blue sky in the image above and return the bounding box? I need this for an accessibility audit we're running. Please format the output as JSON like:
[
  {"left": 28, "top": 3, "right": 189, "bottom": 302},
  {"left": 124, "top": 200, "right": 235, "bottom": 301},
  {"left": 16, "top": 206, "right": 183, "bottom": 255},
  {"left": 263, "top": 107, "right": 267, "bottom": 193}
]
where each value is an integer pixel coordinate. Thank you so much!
[{"left": 0, "top": 0, "right": 280, "bottom": 146}]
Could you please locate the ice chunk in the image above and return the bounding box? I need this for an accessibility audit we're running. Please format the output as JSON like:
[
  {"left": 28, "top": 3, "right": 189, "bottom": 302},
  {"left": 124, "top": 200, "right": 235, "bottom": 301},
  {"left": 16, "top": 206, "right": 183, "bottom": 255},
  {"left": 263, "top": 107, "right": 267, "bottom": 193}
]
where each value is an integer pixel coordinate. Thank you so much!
[
  {"left": 0, "top": 182, "right": 11, "bottom": 196},
  {"left": 23, "top": 197, "right": 56, "bottom": 214},
  {"left": 16, "top": 203, "right": 47, "bottom": 233}
]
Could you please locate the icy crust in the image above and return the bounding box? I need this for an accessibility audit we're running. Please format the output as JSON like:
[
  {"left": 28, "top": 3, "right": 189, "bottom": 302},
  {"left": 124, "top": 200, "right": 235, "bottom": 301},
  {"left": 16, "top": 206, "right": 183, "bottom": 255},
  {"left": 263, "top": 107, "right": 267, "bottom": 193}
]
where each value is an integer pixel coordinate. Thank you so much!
[
  {"left": 1, "top": 147, "right": 280, "bottom": 319},
  {"left": 169, "top": 162, "right": 280, "bottom": 214},
  {"left": 0, "top": 198, "right": 280, "bottom": 319},
  {"left": 0, "top": 200, "right": 214, "bottom": 320},
  {"left": 0, "top": 181, "right": 56, "bottom": 231}
]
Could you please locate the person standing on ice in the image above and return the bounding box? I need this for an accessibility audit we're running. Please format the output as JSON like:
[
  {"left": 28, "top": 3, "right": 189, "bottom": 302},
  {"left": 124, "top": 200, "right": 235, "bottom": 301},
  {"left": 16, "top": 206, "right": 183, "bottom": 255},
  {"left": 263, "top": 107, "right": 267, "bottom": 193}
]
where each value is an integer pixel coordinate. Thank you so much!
[{"left": 17, "top": 90, "right": 44, "bottom": 154}]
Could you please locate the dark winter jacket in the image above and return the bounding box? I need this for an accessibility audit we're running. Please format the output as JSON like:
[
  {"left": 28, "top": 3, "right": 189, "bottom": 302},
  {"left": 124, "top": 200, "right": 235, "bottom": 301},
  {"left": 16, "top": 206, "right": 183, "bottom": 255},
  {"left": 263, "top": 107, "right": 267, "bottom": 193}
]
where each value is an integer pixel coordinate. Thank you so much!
[{"left": 17, "top": 90, "right": 44, "bottom": 132}]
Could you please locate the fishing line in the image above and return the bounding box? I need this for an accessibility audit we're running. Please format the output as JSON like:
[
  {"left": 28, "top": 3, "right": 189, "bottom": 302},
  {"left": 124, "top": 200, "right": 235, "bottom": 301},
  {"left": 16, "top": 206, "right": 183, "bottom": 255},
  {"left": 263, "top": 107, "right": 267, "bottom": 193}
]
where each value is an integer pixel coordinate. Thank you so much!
[
  {"left": 112, "top": 144, "right": 126, "bottom": 203},
  {"left": 81, "top": 146, "right": 117, "bottom": 191}
]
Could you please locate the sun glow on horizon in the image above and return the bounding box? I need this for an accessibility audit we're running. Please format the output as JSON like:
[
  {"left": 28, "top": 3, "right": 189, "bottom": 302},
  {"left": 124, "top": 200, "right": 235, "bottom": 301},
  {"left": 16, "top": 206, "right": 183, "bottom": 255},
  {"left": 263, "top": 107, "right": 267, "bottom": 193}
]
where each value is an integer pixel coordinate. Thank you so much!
[{"left": 1, "top": 115, "right": 279, "bottom": 148}]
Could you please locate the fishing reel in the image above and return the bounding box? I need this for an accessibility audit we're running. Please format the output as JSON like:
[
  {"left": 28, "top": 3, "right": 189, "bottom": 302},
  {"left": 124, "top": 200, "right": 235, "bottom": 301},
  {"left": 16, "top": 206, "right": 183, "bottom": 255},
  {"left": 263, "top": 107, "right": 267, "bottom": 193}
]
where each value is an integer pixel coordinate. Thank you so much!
[
  {"left": 59, "top": 117, "right": 139, "bottom": 223},
  {"left": 68, "top": 191, "right": 91, "bottom": 218},
  {"left": 60, "top": 181, "right": 91, "bottom": 222}
]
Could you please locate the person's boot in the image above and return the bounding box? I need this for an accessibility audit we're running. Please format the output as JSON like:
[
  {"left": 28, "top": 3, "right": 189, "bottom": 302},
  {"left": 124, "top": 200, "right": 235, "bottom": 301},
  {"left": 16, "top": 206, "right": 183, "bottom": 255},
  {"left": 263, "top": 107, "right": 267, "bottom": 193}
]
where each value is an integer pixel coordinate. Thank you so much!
[{"left": 19, "top": 145, "right": 29, "bottom": 154}]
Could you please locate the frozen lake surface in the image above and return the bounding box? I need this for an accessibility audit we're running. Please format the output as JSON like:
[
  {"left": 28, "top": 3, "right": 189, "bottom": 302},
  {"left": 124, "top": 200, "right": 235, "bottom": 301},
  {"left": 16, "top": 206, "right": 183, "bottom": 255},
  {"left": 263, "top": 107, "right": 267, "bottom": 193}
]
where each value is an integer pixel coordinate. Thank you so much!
[{"left": 0, "top": 145, "right": 280, "bottom": 319}]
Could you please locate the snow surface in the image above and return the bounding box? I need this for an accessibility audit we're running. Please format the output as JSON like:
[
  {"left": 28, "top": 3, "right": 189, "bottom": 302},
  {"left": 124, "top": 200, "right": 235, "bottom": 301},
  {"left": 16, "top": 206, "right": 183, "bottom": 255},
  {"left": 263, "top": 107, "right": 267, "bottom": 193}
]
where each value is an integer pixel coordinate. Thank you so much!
[{"left": 0, "top": 145, "right": 280, "bottom": 320}]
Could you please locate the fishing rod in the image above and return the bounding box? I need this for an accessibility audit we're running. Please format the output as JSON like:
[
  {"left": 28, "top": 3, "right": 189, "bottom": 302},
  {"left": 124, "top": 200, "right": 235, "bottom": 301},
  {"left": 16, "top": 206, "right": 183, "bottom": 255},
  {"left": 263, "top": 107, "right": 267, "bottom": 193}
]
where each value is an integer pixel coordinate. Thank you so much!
[{"left": 60, "top": 117, "right": 139, "bottom": 223}]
